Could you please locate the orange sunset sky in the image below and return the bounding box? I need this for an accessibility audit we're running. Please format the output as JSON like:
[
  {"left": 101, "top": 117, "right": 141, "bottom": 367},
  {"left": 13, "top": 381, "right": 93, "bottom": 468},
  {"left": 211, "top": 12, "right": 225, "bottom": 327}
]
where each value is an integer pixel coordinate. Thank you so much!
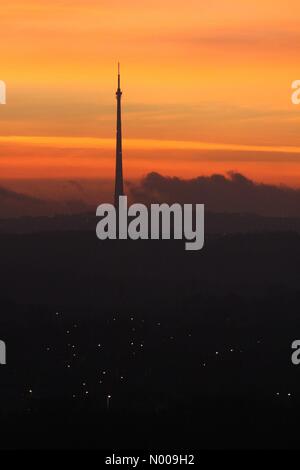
[{"left": 1, "top": 0, "right": 300, "bottom": 191}]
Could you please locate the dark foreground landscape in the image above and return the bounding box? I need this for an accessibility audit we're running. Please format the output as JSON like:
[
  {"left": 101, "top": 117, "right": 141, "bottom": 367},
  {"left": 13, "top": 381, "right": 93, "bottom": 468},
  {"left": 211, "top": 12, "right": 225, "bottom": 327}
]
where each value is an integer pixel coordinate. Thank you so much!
[{"left": 0, "top": 213, "right": 300, "bottom": 449}]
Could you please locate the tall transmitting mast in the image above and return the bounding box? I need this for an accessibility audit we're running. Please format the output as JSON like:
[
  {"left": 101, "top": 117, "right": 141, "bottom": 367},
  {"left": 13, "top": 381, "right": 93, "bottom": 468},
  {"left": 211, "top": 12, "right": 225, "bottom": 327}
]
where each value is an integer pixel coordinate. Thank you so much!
[{"left": 114, "top": 63, "right": 124, "bottom": 207}]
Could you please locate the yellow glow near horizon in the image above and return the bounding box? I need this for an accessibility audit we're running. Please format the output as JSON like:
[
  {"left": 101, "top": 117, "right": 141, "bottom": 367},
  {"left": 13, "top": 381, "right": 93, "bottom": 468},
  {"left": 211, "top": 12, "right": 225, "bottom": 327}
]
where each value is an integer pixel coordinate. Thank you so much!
[{"left": 2, "top": 135, "right": 300, "bottom": 154}]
